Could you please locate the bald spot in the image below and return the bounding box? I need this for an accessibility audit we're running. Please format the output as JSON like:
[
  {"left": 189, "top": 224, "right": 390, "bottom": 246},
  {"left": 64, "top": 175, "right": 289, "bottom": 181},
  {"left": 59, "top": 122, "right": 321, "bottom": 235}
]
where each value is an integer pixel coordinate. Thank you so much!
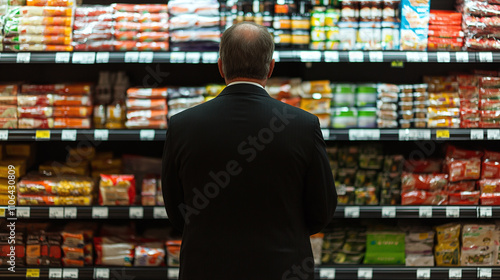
[{"left": 231, "top": 23, "right": 261, "bottom": 41}]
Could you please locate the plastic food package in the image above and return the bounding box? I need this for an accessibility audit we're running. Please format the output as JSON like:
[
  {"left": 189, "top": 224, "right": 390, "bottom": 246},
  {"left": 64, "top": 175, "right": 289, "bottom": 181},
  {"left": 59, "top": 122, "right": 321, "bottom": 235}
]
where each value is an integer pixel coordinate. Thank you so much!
[
  {"left": 447, "top": 181, "right": 476, "bottom": 193},
  {"left": 482, "top": 160, "right": 500, "bottom": 179},
  {"left": 17, "top": 173, "right": 94, "bottom": 195},
  {"left": 17, "top": 94, "right": 91, "bottom": 106},
  {"left": 480, "top": 193, "right": 500, "bottom": 205},
  {"left": 404, "top": 159, "right": 442, "bottom": 173},
  {"left": 21, "top": 83, "right": 91, "bottom": 94},
  {"left": 17, "top": 194, "right": 92, "bottom": 205},
  {"left": 134, "top": 246, "right": 165, "bottom": 267},
  {"left": 447, "top": 157, "right": 481, "bottom": 182},
  {"left": 7, "top": 6, "right": 72, "bottom": 17},
  {"left": 448, "top": 191, "right": 480, "bottom": 205},
  {"left": 436, "top": 223, "right": 461, "bottom": 243},
  {"left": 479, "top": 179, "right": 500, "bottom": 193},
  {"left": 435, "top": 241, "right": 460, "bottom": 266},
  {"left": 94, "top": 237, "right": 134, "bottom": 266},
  {"left": 446, "top": 146, "right": 483, "bottom": 159},
  {"left": 401, "top": 190, "right": 448, "bottom": 205},
  {"left": 127, "top": 88, "right": 168, "bottom": 99},
  {"left": 402, "top": 173, "right": 449, "bottom": 191},
  {"left": 99, "top": 174, "right": 136, "bottom": 206},
  {"left": 166, "top": 240, "right": 181, "bottom": 267}
]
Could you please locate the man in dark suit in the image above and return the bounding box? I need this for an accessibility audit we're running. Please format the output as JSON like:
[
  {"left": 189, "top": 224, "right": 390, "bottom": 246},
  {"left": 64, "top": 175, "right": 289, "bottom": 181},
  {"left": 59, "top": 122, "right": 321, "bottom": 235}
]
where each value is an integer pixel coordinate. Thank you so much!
[{"left": 162, "top": 22, "right": 337, "bottom": 280}]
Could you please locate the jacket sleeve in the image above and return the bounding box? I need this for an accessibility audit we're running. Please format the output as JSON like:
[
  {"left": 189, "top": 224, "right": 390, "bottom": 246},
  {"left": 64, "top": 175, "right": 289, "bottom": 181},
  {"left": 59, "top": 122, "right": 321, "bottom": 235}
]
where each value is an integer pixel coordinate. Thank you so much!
[
  {"left": 162, "top": 117, "right": 185, "bottom": 233},
  {"left": 303, "top": 117, "right": 337, "bottom": 235}
]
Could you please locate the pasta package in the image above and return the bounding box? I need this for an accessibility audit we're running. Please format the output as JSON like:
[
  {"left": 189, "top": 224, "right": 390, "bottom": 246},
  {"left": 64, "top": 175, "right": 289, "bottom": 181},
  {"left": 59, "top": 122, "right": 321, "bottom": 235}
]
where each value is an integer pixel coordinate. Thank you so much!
[
  {"left": 99, "top": 174, "right": 136, "bottom": 206},
  {"left": 7, "top": 6, "right": 73, "bottom": 17}
]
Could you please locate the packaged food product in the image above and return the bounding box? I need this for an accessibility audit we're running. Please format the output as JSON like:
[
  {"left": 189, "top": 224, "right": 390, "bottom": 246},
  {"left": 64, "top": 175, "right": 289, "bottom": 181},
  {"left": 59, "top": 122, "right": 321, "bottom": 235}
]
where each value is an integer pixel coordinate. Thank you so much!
[
  {"left": 446, "top": 146, "right": 483, "bottom": 159},
  {"left": 448, "top": 191, "right": 480, "bottom": 205},
  {"left": 17, "top": 194, "right": 92, "bottom": 205},
  {"left": 404, "top": 159, "right": 442, "bottom": 173},
  {"left": 17, "top": 94, "right": 91, "bottom": 106},
  {"left": 7, "top": 6, "right": 72, "bottom": 17},
  {"left": 53, "top": 118, "right": 91, "bottom": 129},
  {"left": 480, "top": 193, "right": 500, "bottom": 205},
  {"left": 26, "top": 0, "right": 74, "bottom": 6},
  {"left": 125, "top": 119, "right": 167, "bottom": 129},
  {"left": 428, "top": 118, "right": 460, "bottom": 128},
  {"left": 401, "top": 190, "right": 448, "bottom": 205},
  {"left": 447, "top": 181, "right": 476, "bottom": 193},
  {"left": 435, "top": 241, "right": 460, "bottom": 266},
  {"left": 446, "top": 158, "right": 481, "bottom": 182},
  {"left": 402, "top": 173, "right": 449, "bottom": 192},
  {"left": 4, "top": 44, "right": 73, "bottom": 51},
  {"left": 166, "top": 240, "right": 181, "bottom": 267},
  {"left": 479, "top": 179, "right": 500, "bottom": 193},
  {"left": 134, "top": 246, "right": 165, "bottom": 267},
  {"left": 18, "top": 173, "right": 94, "bottom": 195},
  {"left": 4, "top": 35, "right": 71, "bottom": 45},
  {"left": 99, "top": 174, "right": 136, "bottom": 206},
  {"left": 21, "top": 84, "right": 91, "bottom": 95},
  {"left": 482, "top": 160, "right": 500, "bottom": 179}
]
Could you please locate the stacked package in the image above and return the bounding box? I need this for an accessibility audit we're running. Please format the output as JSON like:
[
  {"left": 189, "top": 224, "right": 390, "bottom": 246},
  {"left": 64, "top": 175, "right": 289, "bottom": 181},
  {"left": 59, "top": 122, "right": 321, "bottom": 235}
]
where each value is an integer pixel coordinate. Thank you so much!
[
  {"left": 461, "top": 224, "right": 498, "bottom": 266},
  {"left": 0, "top": 0, "right": 8, "bottom": 50},
  {"left": 405, "top": 228, "right": 435, "bottom": 266},
  {"left": 364, "top": 228, "right": 405, "bottom": 265},
  {"left": 479, "top": 151, "right": 500, "bottom": 205},
  {"left": 26, "top": 230, "right": 61, "bottom": 266},
  {"left": 427, "top": 10, "right": 464, "bottom": 51},
  {"left": 434, "top": 223, "right": 461, "bottom": 266},
  {"left": 457, "top": 74, "right": 480, "bottom": 128},
  {"left": 331, "top": 84, "right": 377, "bottom": 129},
  {"left": 167, "top": 87, "right": 204, "bottom": 118},
  {"left": 401, "top": 159, "right": 449, "bottom": 205},
  {"left": 461, "top": 0, "right": 500, "bottom": 50},
  {"left": 377, "top": 84, "right": 399, "bottom": 128},
  {"left": 126, "top": 87, "right": 168, "bottom": 129},
  {"left": 425, "top": 76, "right": 461, "bottom": 128},
  {"left": 400, "top": 0, "right": 430, "bottom": 50},
  {"left": 4, "top": 2, "right": 74, "bottom": 52},
  {"left": 379, "top": 155, "right": 404, "bottom": 205},
  {"left": 113, "top": 4, "right": 169, "bottom": 51},
  {"left": 300, "top": 80, "right": 332, "bottom": 128},
  {"left": 321, "top": 227, "right": 366, "bottom": 265},
  {"left": 0, "top": 84, "right": 19, "bottom": 128},
  {"left": 73, "top": 5, "right": 114, "bottom": 51},
  {"left": 0, "top": 229, "right": 25, "bottom": 266},
  {"left": 445, "top": 146, "right": 481, "bottom": 205},
  {"left": 140, "top": 175, "right": 163, "bottom": 206},
  {"left": 310, "top": 6, "right": 341, "bottom": 50},
  {"left": 98, "top": 174, "right": 136, "bottom": 206},
  {"left": 168, "top": 0, "right": 221, "bottom": 51},
  {"left": 61, "top": 223, "right": 95, "bottom": 267},
  {"left": 479, "top": 76, "right": 500, "bottom": 127},
  {"left": 401, "top": 84, "right": 428, "bottom": 128},
  {"left": 17, "top": 83, "right": 92, "bottom": 129}
]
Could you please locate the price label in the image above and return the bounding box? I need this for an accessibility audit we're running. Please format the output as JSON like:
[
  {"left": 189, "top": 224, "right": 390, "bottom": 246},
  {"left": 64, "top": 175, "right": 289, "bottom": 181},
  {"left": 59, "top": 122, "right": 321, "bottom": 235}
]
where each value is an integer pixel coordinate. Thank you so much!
[
  {"left": 349, "top": 129, "right": 380, "bottom": 141},
  {"left": 300, "top": 51, "right": 321, "bottom": 62},
  {"left": 26, "top": 268, "right": 40, "bottom": 278},
  {"left": 55, "top": 52, "right": 70, "bottom": 63},
  {"left": 471, "top": 129, "right": 484, "bottom": 140},
  {"left": 369, "top": 51, "right": 383, "bottom": 62},
  {"left": 436, "top": 130, "right": 450, "bottom": 139},
  {"left": 72, "top": 52, "right": 95, "bottom": 64},
  {"left": 437, "top": 52, "right": 450, "bottom": 63},
  {"left": 0, "top": 208, "right": 5, "bottom": 217},
  {"left": 96, "top": 52, "right": 110, "bottom": 63},
  {"left": 319, "top": 268, "right": 335, "bottom": 279},
  {"left": 140, "top": 129, "right": 155, "bottom": 141},
  {"left": 124, "top": 52, "right": 140, "bottom": 63},
  {"left": 129, "top": 207, "right": 144, "bottom": 219},
  {"left": 185, "top": 52, "right": 201, "bottom": 63},
  {"left": 406, "top": 52, "right": 428, "bottom": 62},
  {"left": 398, "top": 129, "right": 431, "bottom": 141},
  {"left": 17, "top": 52, "right": 31, "bottom": 63},
  {"left": 324, "top": 51, "right": 339, "bottom": 62},
  {"left": 478, "top": 268, "right": 492, "bottom": 279},
  {"left": 63, "top": 268, "right": 79, "bottom": 279},
  {"left": 321, "top": 129, "right": 330, "bottom": 139},
  {"left": 272, "top": 51, "right": 280, "bottom": 62},
  {"left": 446, "top": 207, "right": 460, "bottom": 218},
  {"left": 344, "top": 206, "right": 360, "bottom": 218},
  {"left": 139, "top": 52, "right": 154, "bottom": 63},
  {"left": 456, "top": 52, "right": 469, "bottom": 63},
  {"left": 61, "top": 130, "right": 77, "bottom": 141},
  {"left": 479, "top": 52, "right": 493, "bottom": 62},
  {"left": 416, "top": 268, "right": 431, "bottom": 279},
  {"left": 0, "top": 130, "right": 9, "bottom": 140},
  {"left": 153, "top": 207, "right": 168, "bottom": 219},
  {"left": 168, "top": 268, "right": 180, "bottom": 279},
  {"left": 48, "top": 268, "right": 62, "bottom": 279},
  {"left": 449, "top": 268, "right": 462, "bottom": 279},
  {"left": 94, "top": 268, "right": 110, "bottom": 280},
  {"left": 170, "top": 52, "right": 186, "bottom": 63},
  {"left": 382, "top": 206, "right": 396, "bottom": 218},
  {"left": 36, "top": 130, "right": 51, "bottom": 140},
  {"left": 348, "top": 51, "right": 364, "bottom": 62},
  {"left": 358, "top": 268, "right": 373, "bottom": 279},
  {"left": 419, "top": 206, "right": 433, "bottom": 218},
  {"left": 17, "top": 207, "right": 30, "bottom": 218},
  {"left": 487, "top": 129, "right": 500, "bottom": 140},
  {"left": 94, "top": 129, "right": 109, "bottom": 141},
  {"left": 92, "top": 207, "right": 108, "bottom": 219},
  {"left": 49, "top": 207, "right": 64, "bottom": 219},
  {"left": 479, "top": 206, "right": 492, "bottom": 218},
  {"left": 202, "top": 52, "right": 218, "bottom": 63},
  {"left": 64, "top": 207, "right": 77, "bottom": 219}
]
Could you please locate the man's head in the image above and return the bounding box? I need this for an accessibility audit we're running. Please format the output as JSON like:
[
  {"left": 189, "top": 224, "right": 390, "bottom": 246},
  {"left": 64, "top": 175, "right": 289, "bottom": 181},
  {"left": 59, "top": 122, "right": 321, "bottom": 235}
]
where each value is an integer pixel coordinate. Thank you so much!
[{"left": 218, "top": 22, "right": 275, "bottom": 85}]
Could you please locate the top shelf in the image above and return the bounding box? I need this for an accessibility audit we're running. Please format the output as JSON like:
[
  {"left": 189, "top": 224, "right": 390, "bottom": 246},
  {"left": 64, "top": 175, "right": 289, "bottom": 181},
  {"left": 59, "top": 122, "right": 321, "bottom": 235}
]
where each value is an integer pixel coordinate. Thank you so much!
[{"left": 1, "top": 51, "right": 499, "bottom": 64}]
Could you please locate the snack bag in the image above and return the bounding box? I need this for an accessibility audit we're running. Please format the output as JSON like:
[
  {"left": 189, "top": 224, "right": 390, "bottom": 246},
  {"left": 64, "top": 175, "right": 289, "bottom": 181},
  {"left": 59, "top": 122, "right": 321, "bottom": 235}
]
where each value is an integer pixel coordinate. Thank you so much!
[{"left": 98, "top": 174, "right": 136, "bottom": 205}]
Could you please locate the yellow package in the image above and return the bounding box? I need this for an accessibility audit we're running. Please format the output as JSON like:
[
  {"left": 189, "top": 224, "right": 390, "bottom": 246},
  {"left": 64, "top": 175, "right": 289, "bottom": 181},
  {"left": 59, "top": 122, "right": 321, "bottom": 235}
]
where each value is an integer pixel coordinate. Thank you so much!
[
  {"left": 0, "top": 159, "right": 26, "bottom": 178},
  {"left": 6, "top": 144, "right": 34, "bottom": 158},
  {"left": 300, "top": 98, "right": 332, "bottom": 114},
  {"left": 0, "top": 194, "right": 12, "bottom": 206},
  {"left": 0, "top": 178, "right": 16, "bottom": 194},
  {"left": 308, "top": 80, "right": 332, "bottom": 94},
  {"left": 429, "top": 93, "right": 460, "bottom": 107},
  {"left": 435, "top": 242, "right": 460, "bottom": 266},
  {"left": 39, "top": 161, "right": 88, "bottom": 176},
  {"left": 435, "top": 223, "right": 461, "bottom": 244}
]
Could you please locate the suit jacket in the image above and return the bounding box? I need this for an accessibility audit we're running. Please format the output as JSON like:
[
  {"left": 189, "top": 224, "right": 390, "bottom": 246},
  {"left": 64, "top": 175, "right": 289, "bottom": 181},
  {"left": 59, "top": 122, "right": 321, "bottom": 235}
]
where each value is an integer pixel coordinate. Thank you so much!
[{"left": 162, "top": 83, "right": 337, "bottom": 280}]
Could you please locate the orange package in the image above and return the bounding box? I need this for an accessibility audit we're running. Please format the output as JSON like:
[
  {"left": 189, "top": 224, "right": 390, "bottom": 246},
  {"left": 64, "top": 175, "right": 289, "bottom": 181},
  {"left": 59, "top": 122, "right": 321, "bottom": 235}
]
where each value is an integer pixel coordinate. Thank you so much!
[
  {"left": 53, "top": 106, "right": 92, "bottom": 117},
  {"left": 9, "top": 6, "right": 73, "bottom": 17},
  {"left": 13, "top": 17, "right": 73, "bottom": 26},
  {"left": 21, "top": 83, "right": 92, "bottom": 95},
  {"left": 0, "top": 119, "right": 18, "bottom": 128},
  {"left": 127, "top": 88, "right": 167, "bottom": 98},
  {"left": 6, "top": 25, "right": 72, "bottom": 36},
  {"left": 136, "top": 42, "right": 168, "bottom": 51},
  {"left": 429, "top": 10, "right": 462, "bottom": 25},
  {"left": 17, "top": 95, "right": 91, "bottom": 106},
  {"left": 126, "top": 109, "right": 167, "bottom": 120},
  {"left": 0, "top": 85, "right": 18, "bottom": 96},
  {"left": 114, "top": 41, "right": 137, "bottom": 51},
  {"left": 27, "top": 0, "right": 75, "bottom": 7},
  {"left": 166, "top": 240, "right": 181, "bottom": 267},
  {"left": 125, "top": 119, "right": 167, "bottom": 129},
  {"left": 18, "top": 118, "right": 54, "bottom": 128},
  {"left": 126, "top": 99, "right": 166, "bottom": 110},
  {"left": 4, "top": 35, "right": 72, "bottom": 45},
  {"left": 54, "top": 118, "right": 91, "bottom": 129},
  {"left": 136, "top": 4, "right": 168, "bottom": 13},
  {"left": 137, "top": 32, "right": 169, "bottom": 42},
  {"left": 3, "top": 44, "right": 73, "bottom": 52}
]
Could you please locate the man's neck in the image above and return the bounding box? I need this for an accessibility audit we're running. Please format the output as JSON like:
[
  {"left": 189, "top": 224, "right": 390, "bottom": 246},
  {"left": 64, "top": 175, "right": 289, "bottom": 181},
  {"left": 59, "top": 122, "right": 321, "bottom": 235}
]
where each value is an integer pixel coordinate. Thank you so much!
[{"left": 225, "top": 77, "right": 267, "bottom": 87}]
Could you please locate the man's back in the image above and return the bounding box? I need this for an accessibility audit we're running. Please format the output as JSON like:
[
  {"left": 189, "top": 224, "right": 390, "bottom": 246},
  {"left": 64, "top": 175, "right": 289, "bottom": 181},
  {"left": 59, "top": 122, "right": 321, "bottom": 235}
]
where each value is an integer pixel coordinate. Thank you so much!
[{"left": 163, "top": 84, "right": 336, "bottom": 280}]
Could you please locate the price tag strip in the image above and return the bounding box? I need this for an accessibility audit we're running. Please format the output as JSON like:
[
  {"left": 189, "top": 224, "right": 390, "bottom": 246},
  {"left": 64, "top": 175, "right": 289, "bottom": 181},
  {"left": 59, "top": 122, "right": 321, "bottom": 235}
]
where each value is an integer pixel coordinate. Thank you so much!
[
  {"left": 358, "top": 268, "right": 373, "bottom": 279},
  {"left": 398, "top": 129, "right": 431, "bottom": 141},
  {"left": 319, "top": 268, "right": 335, "bottom": 279},
  {"left": 449, "top": 268, "right": 462, "bottom": 279},
  {"left": 437, "top": 52, "right": 451, "bottom": 63},
  {"left": 487, "top": 129, "right": 500, "bottom": 140},
  {"left": 455, "top": 52, "right": 469, "bottom": 63},
  {"left": 168, "top": 268, "right": 180, "bottom": 279},
  {"left": 63, "top": 268, "right": 79, "bottom": 279},
  {"left": 470, "top": 129, "right": 484, "bottom": 140},
  {"left": 64, "top": 207, "right": 77, "bottom": 219},
  {"left": 153, "top": 207, "right": 168, "bottom": 219},
  {"left": 479, "top": 52, "right": 493, "bottom": 62},
  {"left": 140, "top": 129, "right": 155, "bottom": 141},
  {"left": 369, "top": 51, "right": 384, "bottom": 62},
  {"left": 26, "top": 268, "right": 40, "bottom": 278},
  {"left": 406, "top": 52, "right": 428, "bottom": 62},
  {"left": 17, "top": 207, "right": 30, "bottom": 218},
  {"left": 92, "top": 207, "right": 109, "bottom": 219},
  {"left": 124, "top": 52, "right": 139, "bottom": 63},
  {"left": 61, "top": 130, "right": 77, "bottom": 141},
  {"left": 129, "top": 207, "right": 144, "bottom": 219},
  {"left": 49, "top": 207, "right": 64, "bottom": 219},
  {"left": 344, "top": 206, "right": 360, "bottom": 218},
  {"left": 446, "top": 206, "right": 460, "bottom": 218},
  {"left": 202, "top": 52, "right": 218, "bottom": 63},
  {"left": 348, "top": 129, "right": 380, "bottom": 141},
  {"left": 478, "top": 268, "right": 492, "bottom": 279},
  {"left": 94, "top": 129, "right": 109, "bottom": 141},
  {"left": 0, "top": 130, "right": 8, "bottom": 140},
  {"left": 17, "top": 52, "right": 31, "bottom": 63},
  {"left": 436, "top": 130, "right": 450, "bottom": 139},
  {"left": 96, "top": 52, "right": 110, "bottom": 63},
  {"left": 139, "top": 52, "right": 154, "bottom": 63},
  {"left": 94, "top": 268, "right": 110, "bottom": 280},
  {"left": 321, "top": 129, "right": 330, "bottom": 140},
  {"left": 55, "top": 52, "right": 70, "bottom": 63},
  {"left": 419, "top": 206, "right": 433, "bottom": 218},
  {"left": 49, "top": 268, "right": 62, "bottom": 279},
  {"left": 300, "top": 51, "right": 321, "bottom": 62},
  {"left": 36, "top": 130, "right": 51, "bottom": 140},
  {"left": 324, "top": 51, "right": 339, "bottom": 62},
  {"left": 170, "top": 52, "right": 186, "bottom": 63},
  {"left": 72, "top": 52, "right": 96, "bottom": 64},
  {"left": 416, "top": 268, "right": 431, "bottom": 279},
  {"left": 479, "top": 206, "right": 492, "bottom": 218},
  {"left": 348, "top": 51, "right": 364, "bottom": 62},
  {"left": 381, "top": 206, "right": 396, "bottom": 218}
]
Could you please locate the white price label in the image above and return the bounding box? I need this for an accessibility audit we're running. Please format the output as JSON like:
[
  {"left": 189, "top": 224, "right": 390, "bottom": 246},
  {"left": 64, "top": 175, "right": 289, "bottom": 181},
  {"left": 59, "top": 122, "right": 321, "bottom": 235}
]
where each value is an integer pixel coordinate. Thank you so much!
[
  {"left": 348, "top": 51, "right": 364, "bottom": 62},
  {"left": 140, "top": 129, "right": 155, "bottom": 141},
  {"left": 416, "top": 268, "right": 431, "bottom": 279},
  {"left": 153, "top": 207, "right": 168, "bottom": 219},
  {"left": 49, "top": 207, "right": 64, "bottom": 219},
  {"left": 449, "top": 268, "right": 462, "bottom": 279},
  {"left": 202, "top": 52, "right": 218, "bottom": 63},
  {"left": 358, "top": 268, "right": 373, "bottom": 279},
  {"left": 125, "top": 52, "right": 140, "bottom": 63},
  {"left": 398, "top": 129, "right": 431, "bottom": 141},
  {"left": 63, "top": 268, "right": 78, "bottom": 279},
  {"left": 55, "top": 52, "right": 70, "bottom": 63},
  {"left": 16, "top": 52, "right": 31, "bottom": 63},
  {"left": 471, "top": 129, "right": 484, "bottom": 140},
  {"left": 324, "top": 51, "right": 339, "bottom": 62},
  {"left": 0, "top": 130, "right": 8, "bottom": 140},
  {"left": 139, "top": 52, "right": 154, "bottom": 63},
  {"left": 170, "top": 52, "right": 186, "bottom": 63},
  {"left": 319, "top": 268, "right": 335, "bottom": 279},
  {"left": 406, "top": 52, "right": 428, "bottom": 62},
  {"left": 48, "top": 268, "right": 62, "bottom": 279},
  {"left": 61, "top": 130, "right": 77, "bottom": 141},
  {"left": 96, "top": 52, "right": 110, "bottom": 63},
  {"left": 446, "top": 207, "right": 460, "bottom": 218},
  {"left": 487, "top": 129, "right": 500, "bottom": 140},
  {"left": 349, "top": 129, "right": 380, "bottom": 141},
  {"left": 64, "top": 207, "right": 77, "bottom": 219},
  {"left": 369, "top": 51, "right": 384, "bottom": 62},
  {"left": 479, "top": 52, "right": 493, "bottom": 62},
  {"left": 437, "top": 52, "right": 450, "bottom": 63},
  {"left": 456, "top": 52, "right": 469, "bottom": 63},
  {"left": 321, "top": 129, "right": 329, "bottom": 139},
  {"left": 72, "top": 52, "right": 96, "bottom": 64},
  {"left": 382, "top": 206, "right": 396, "bottom": 218},
  {"left": 94, "top": 268, "right": 110, "bottom": 280},
  {"left": 129, "top": 207, "right": 144, "bottom": 219},
  {"left": 479, "top": 206, "right": 492, "bottom": 218},
  {"left": 419, "top": 206, "right": 433, "bottom": 218},
  {"left": 168, "top": 268, "right": 180, "bottom": 279},
  {"left": 300, "top": 51, "right": 321, "bottom": 62},
  {"left": 94, "top": 129, "right": 109, "bottom": 141},
  {"left": 16, "top": 207, "right": 30, "bottom": 218},
  {"left": 185, "top": 52, "right": 201, "bottom": 63},
  {"left": 273, "top": 51, "right": 280, "bottom": 62},
  {"left": 478, "top": 268, "right": 492, "bottom": 279},
  {"left": 344, "top": 206, "right": 360, "bottom": 218},
  {"left": 92, "top": 207, "right": 108, "bottom": 219}
]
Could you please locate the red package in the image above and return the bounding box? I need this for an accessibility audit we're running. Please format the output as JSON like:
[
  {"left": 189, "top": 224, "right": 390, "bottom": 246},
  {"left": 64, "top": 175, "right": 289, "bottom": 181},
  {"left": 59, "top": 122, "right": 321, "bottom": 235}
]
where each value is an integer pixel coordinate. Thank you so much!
[
  {"left": 428, "top": 29, "right": 464, "bottom": 38},
  {"left": 18, "top": 106, "right": 52, "bottom": 118},
  {"left": 136, "top": 42, "right": 169, "bottom": 51},
  {"left": 448, "top": 191, "right": 480, "bottom": 205},
  {"left": 429, "top": 10, "right": 462, "bottom": 25},
  {"left": 457, "top": 75, "right": 478, "bottom": 87},
  {"left": 460, "top": 120, "right": 480, "bottom": 128},
  {"left": 402, "top": 173, "right": 449, "bottom": 192},
  {"left": 482, "top": 160, "right": 500, "bottom": 179},
  {"left": 21, "top": 83, "right": 92, "bottom": 95},
  {"left": 115, "top": 31, "right": 139, "bottom": 41},
  {"left": 446, "top": 146, "right": 483, "bottom": 159},
  {"left": 0, "top": 84, "right": 19, "bottom": 96},
  {"left": 479, "top": 179, "right": 500, "bottom": 193},
  {"left": 136, "top": 32, "right": 169, "bottom": 42},
  {"left": 484, "top": 150, "right": 500, "bottom": 161},
  {"left": 98, "top": 174, "right": 136, "bottom": 206},
  {"left": 480, "top": 192, "right": 500, "bottom": 205},
  {"left": 427, "top": 37, "right": 464, "bottom": 51},
  {"left": 447, "top": 158, "right": 482, "bottom": 182},
  {"left": 465, "top": 1, "right": 500, "bottom": 17},
  {"left": 447, "top": 181, "right": 476, "bottom": 192},
  {"left": 126, "top": 99, "right": 166, "bottom": 110},
  {"left": 479, "top": 77, "right": 500, "bottom": 88},
  {"left": 459, "top": 86, "right": 478, "bottom": 99},
  {"left": 127, "top": 88, "right": 167, "bottom": 98},
  {"left": 401, "top": 190, "right": 449, "bottom": 205},
  {"left": 465, "top": 37, "right": 500, "bottom": 51},
  {"left": 53, "top": 107, "right": 92, "bottom": 118},
  {"left": 480, "top": 88, "right": 500, "bottom": 99},
  {"left": 17, "top": 94, "right": 91, "bottom": 106},
  {"left": 126, "top": 109, "right": 167, "bottom": 120},
  {"left": 480, "top": 100, "right": 500, "bottom": 111},
  {"left": 114, "top": 41, "right": 138, "bottom": 51},
  {"left": 460, "top": 109, "right": 480, "bottom": 121},
  {"left": 404, "top": 159, "right": 443, "bottom": 173},
  {"left": 125, "top": 119, "right": 167, "bottom": 129},
  {"left": 73, "top": 41, "right": 114, "bottom": 51},
  {"left": 18, "top": 118, "right": 53, "bottom": 128}
]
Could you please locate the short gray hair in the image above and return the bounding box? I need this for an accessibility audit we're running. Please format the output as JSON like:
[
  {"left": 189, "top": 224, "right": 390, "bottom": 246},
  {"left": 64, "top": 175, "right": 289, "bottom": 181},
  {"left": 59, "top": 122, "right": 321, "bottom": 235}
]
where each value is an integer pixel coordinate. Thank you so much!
[{"left": 219, "top": 22, "right": 275, "bottom": 80}]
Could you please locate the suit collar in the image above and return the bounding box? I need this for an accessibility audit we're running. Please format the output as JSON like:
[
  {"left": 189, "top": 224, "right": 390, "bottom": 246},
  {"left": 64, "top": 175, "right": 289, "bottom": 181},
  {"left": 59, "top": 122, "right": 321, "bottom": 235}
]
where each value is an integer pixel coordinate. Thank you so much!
[{"left": 217, "top": 83, "right": 271, "bottom": 98}]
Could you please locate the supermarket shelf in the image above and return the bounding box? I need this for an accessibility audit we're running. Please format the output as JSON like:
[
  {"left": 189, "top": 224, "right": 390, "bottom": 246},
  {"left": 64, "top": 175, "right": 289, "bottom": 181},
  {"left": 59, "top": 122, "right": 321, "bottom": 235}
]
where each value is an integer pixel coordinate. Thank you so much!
[
  {"left": 334, "top": 205, "right": 483, "bottom": 219},
  {"left": 0, "top": 267, "right": 170, "bottom": 280},
  {"left": 1, "top": 51, "right": 499, "bottom": 64}
]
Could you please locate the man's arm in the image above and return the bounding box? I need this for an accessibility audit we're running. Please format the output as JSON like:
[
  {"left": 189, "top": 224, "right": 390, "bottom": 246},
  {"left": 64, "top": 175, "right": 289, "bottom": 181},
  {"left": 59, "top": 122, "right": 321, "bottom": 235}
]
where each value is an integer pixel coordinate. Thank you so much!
[
  {"left": 303, "top": 117, "right": 337, "bottom": 235},
  {"left": 162, "top": 118, "right": 185, "bottom": 232}
]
